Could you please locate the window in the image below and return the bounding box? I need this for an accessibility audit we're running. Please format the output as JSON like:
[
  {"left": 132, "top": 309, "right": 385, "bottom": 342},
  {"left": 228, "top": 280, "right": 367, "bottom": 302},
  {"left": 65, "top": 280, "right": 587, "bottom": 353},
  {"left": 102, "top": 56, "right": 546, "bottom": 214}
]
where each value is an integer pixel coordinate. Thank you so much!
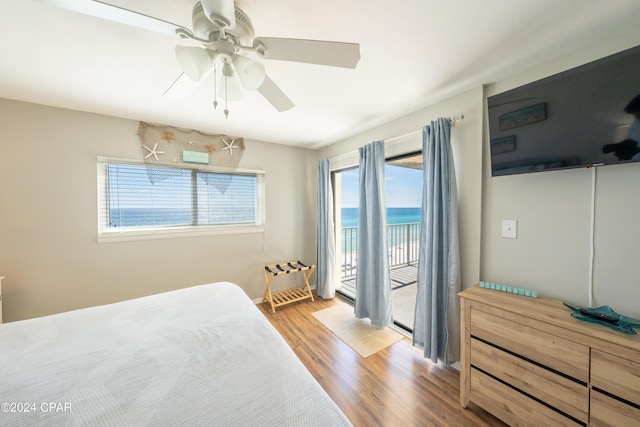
[{"left": 97, "top": 158, "right": 265, "bottom": 242}]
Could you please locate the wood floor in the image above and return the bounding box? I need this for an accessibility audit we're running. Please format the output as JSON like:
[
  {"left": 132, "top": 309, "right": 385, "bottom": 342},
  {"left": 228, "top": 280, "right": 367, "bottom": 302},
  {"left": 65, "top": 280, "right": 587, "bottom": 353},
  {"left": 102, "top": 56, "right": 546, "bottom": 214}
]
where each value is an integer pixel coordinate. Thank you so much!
[{"left": 257, "top": 293, "right": 507, "bottom": 427}]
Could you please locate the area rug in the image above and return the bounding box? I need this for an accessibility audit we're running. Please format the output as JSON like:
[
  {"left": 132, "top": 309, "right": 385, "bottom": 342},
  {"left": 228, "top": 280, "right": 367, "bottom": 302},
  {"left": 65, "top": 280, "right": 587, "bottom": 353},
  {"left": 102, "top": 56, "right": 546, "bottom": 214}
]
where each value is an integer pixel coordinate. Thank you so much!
[{"left": 311, "top": 304, "right": 404, "bottom": 358}]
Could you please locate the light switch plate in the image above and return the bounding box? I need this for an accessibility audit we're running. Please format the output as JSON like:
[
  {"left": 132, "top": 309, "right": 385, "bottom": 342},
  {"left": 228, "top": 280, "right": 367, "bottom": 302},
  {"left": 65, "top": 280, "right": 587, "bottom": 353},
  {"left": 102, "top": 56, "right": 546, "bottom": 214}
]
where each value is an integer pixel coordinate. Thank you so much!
[{"left": 501, "top": 220, "right": 517, "bottom": 239}]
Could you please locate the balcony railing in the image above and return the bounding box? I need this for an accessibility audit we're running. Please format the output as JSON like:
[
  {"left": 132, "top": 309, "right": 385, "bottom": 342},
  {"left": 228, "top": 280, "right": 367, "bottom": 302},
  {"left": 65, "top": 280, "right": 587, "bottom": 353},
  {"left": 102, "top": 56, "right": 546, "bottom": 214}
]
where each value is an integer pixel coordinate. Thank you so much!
[{"left": 340, "top": 222, "right": 420, "bottom": 278}]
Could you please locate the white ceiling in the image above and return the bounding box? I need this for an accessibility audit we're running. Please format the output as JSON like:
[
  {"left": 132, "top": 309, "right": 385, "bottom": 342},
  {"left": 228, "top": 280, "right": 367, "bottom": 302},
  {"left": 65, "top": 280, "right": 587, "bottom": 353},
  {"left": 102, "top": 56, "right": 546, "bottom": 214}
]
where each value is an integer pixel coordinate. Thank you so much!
[{"left": 1, "top": 0, "right": 640, "bottom": 149}]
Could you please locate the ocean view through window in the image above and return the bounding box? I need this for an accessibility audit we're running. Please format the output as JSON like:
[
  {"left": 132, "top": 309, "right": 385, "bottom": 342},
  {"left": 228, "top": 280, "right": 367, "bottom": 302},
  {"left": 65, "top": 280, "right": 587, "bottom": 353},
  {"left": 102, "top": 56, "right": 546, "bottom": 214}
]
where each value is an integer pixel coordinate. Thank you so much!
[
  {"left": 338, "top": 161, "right": 423, "bottom": 260},
  {"left": 340, "top": 207, "right": 422, "bottom": 227},
  {"left": 338, "top": 159, "right": 423, "bottom": 214},
  {"left": 334, "top": 152, "right": 423, "bottom": 330},
  {"left": 97, "top": 159, "right": 265, "bottom": 241}
]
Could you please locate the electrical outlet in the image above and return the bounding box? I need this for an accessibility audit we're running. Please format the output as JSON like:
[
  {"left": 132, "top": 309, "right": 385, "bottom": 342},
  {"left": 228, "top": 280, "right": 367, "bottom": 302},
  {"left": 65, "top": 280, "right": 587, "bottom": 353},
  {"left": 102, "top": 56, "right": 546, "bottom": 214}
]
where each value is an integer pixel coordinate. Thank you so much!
[{"left": 501, "top": 220, "right": 517, "bottom": 239}]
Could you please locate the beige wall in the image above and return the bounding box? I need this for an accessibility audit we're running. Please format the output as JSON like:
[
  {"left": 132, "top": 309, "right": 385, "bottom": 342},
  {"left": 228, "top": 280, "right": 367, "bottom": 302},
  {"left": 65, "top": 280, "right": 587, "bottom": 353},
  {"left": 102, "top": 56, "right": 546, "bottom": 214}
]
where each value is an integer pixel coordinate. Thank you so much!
[
  {"left": 317, "top": 87, "right": 484, "bottom": 291},
  {"left": 482, "top": 31, "right": 640, "bottom": 317},
  {"left": 0, "top": 99, "right": 317, "bottom": 321}
]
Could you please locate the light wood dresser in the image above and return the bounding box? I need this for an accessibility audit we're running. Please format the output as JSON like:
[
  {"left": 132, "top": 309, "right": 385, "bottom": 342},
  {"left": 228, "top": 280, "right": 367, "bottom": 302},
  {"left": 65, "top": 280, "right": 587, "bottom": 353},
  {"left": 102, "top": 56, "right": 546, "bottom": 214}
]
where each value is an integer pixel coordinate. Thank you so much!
[{"left": 459, "top": 285, "right": 640, "bottom": 426}]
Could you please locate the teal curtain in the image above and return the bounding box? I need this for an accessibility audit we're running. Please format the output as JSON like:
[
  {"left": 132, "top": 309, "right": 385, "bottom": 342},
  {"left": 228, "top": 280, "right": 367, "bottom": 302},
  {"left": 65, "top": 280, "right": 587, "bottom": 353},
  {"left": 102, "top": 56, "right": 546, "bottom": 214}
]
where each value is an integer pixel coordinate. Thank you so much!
[
  {"left": 413, "top": 118, "right": 461, "bottom": 364},
  {"left": 355, "top": 141, "right": 393, "bottom": 328},
  {"left": 317, "top": 158, "right": 337, "bottom": 299}
]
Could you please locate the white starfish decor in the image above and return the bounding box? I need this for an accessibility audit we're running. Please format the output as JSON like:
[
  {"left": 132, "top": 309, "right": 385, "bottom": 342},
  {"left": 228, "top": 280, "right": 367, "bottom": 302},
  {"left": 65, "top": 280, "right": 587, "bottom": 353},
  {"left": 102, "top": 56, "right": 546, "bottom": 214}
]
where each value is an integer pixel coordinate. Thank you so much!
[
  {"left": 143, "top": 142, "right": 164, "bottom": 161},
  {"left": 221, "top": 138, "right": 239, "bottom": 156}
]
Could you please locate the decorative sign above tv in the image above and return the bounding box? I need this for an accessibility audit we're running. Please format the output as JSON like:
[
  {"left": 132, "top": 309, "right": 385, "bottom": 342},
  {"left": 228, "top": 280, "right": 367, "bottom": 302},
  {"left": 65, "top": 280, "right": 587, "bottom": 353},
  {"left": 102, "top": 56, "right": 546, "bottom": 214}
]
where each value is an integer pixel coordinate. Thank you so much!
[{"left": 488, "top": 44, "right": 640, "bottom": 176}]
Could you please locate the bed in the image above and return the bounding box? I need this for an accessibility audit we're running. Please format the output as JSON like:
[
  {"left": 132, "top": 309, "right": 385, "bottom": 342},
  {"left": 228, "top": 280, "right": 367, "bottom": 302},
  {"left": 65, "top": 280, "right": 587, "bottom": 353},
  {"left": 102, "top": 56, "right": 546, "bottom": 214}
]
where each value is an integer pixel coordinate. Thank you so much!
[{"left": 0, "top": 282, "right": 351, "bottom": 426}]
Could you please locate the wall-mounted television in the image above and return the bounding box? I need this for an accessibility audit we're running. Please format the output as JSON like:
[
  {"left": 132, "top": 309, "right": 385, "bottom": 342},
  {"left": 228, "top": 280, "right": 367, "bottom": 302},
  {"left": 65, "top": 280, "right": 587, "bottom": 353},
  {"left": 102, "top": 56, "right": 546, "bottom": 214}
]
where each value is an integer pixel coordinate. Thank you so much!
[{"left": 488, "top": 45, "right": 640, "bottom": 176}]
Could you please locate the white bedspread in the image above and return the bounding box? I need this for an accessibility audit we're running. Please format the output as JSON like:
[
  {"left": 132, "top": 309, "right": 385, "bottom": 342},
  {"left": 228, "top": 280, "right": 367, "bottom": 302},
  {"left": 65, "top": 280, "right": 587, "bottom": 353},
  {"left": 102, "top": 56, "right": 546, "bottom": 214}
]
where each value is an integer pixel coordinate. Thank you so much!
[{"left": 0, "top": 282, "right": 351, "bottom": 426}]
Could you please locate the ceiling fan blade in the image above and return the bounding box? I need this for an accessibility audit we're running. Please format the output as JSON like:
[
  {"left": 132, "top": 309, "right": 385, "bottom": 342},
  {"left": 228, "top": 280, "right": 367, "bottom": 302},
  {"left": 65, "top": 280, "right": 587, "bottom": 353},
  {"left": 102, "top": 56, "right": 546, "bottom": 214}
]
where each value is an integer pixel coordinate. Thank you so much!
[
  {"left": 257, "top": 76, "right": 294, "bottom": 112},
  {"left": 164, "top": 73, "right": 202, "bottom": 98},
  {"left": 33, "top": 0, "right": 187, "bottom": 37},
  {"left": 254, "top": 37, "right": 361, "bottom": 69}
]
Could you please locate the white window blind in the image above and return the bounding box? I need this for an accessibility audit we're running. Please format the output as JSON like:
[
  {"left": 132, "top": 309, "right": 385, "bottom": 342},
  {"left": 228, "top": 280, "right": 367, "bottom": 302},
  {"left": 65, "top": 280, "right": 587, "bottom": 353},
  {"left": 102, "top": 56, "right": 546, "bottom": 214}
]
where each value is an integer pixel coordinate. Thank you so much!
[{"left": 97, "top": 158, "right": 265, "bottom": 241}]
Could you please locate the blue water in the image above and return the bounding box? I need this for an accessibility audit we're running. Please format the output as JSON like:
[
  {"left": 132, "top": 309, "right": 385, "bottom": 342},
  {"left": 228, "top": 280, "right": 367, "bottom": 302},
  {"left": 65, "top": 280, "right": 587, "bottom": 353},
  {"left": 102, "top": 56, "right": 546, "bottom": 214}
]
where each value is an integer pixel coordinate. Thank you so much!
[
  {"left": 340, "top": 207, "right": 421, "bottom": 255},
  {"left": 109, "top": 208, "right": 255, "bottom": 228},
  {"left": 109, "top": 207, "right": 420, "bottom": 230},
  {"left": 110, "top": 208, "right": 190, "bottom": 228},
  {"left": 341, "top": 207, "right": 421, "bottom": 227}
]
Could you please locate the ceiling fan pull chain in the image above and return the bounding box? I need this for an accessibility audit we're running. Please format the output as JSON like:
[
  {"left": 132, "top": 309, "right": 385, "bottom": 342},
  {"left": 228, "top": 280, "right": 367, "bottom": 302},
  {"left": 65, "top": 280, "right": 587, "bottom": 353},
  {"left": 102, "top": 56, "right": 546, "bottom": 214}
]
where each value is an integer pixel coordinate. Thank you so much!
[
  {"left": 213, "top": 62, "right": 218, "bottom": 110},
  {"left": 224, "top": 76, "right": 229, "bottom": 119}
]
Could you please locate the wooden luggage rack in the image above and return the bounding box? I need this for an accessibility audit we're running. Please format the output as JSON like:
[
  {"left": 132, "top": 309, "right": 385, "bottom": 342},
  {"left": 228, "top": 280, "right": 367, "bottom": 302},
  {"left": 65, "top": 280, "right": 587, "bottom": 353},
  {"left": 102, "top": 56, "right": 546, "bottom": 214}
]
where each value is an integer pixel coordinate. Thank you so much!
[{"left": 262, "top": 261, "right": 315, "bottom": 313}]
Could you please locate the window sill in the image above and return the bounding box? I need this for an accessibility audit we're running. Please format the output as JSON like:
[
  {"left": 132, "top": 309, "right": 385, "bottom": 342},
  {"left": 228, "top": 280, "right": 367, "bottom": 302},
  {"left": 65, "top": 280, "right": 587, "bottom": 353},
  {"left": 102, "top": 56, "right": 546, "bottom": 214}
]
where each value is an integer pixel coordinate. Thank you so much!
[{"left": 97, "top": 224, "right": 265, "bottom": 243}]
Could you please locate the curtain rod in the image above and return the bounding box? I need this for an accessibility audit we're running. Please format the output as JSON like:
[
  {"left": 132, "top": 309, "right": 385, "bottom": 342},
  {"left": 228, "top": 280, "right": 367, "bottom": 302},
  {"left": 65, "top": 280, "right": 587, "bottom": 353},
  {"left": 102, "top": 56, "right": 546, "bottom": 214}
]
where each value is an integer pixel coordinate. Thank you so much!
[
  {"left": 384, "top": 114, "right": 465, "bottom": 143},
  {"left": 328, "top": 114, "right": 464, "bottom": 168}
]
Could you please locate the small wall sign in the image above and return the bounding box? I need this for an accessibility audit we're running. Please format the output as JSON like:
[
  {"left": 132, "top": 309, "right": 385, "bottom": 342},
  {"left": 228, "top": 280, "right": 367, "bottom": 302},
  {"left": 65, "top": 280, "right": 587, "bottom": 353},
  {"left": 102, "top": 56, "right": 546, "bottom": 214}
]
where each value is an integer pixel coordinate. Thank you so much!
[{"left": 182, "top": 150, "right": 210, "bottom": 164}]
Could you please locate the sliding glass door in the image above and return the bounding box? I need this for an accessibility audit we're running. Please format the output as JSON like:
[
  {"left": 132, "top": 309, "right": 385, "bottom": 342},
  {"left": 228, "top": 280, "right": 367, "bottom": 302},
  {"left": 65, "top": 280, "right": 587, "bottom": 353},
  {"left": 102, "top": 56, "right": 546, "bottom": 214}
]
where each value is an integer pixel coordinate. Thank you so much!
[{"left": 333, "top": 152, "right": 423, "bottom": 331}]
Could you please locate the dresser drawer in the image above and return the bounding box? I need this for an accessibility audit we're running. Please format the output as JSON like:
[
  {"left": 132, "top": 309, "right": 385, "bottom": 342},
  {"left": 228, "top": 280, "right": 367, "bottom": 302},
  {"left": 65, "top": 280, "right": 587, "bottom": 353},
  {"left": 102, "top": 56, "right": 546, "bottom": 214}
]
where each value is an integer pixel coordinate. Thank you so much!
[
  {"left": 470, "top": 307, "right": 589, "bottom": 382},
  {"left": 470, "top": 368, "right": 581, "bottom": 426},
  {"left": 591, "top": 348, "right": 640, "bottom": 406},
  {"left": 470, "top": 338, "right": 588, "bottom": 422},
  {"left": 590, "top": 390, "right": 640, "bottom": 427}
]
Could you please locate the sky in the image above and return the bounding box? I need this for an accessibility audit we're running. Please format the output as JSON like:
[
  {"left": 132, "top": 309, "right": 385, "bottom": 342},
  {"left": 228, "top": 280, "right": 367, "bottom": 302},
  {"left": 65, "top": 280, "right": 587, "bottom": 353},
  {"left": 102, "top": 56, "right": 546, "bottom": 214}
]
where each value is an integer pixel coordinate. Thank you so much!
[{"left": 339, "top": 165, "right": 423, "bottom": 208}]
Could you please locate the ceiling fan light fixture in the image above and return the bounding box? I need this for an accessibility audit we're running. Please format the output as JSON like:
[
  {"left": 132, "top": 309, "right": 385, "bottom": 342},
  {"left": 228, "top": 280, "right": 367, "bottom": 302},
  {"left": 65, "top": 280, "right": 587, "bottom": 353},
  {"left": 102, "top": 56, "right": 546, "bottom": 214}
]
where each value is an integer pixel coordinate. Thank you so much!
[
  {"left": 233, "top": 55, "right": 265, "bottom": 90},
  {"left": 221, "top": 61, "right": 235, "bottom": 77},
  {"left": 200, "top": 0, "right": 236, "bottom": 30},
  {"left": 175, "top": 45, "right": 212, "bottom": 81}
]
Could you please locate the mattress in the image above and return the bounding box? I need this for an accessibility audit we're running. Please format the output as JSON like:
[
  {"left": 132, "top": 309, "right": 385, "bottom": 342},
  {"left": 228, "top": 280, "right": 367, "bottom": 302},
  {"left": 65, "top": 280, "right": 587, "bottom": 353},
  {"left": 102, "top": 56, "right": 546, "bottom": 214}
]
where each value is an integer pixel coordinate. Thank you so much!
[{"left": 0, "top": 282, "right": 351, "bottom": 426}]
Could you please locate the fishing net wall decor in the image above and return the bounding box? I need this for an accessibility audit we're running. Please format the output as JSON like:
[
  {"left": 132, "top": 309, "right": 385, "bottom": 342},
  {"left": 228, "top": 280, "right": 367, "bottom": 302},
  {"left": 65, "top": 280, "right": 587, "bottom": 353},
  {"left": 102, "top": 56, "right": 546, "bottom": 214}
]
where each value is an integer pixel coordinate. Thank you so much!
[{"left": 137, "top": 122, "right": 245, "bottom": 193}]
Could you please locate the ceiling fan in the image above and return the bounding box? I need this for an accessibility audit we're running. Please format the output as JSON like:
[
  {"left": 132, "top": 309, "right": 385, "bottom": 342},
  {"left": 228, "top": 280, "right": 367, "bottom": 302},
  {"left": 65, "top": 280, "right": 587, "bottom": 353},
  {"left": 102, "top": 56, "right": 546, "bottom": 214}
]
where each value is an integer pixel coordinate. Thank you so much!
[{"left": 35, "top": 0, "right": 361, "bottom": 118}]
